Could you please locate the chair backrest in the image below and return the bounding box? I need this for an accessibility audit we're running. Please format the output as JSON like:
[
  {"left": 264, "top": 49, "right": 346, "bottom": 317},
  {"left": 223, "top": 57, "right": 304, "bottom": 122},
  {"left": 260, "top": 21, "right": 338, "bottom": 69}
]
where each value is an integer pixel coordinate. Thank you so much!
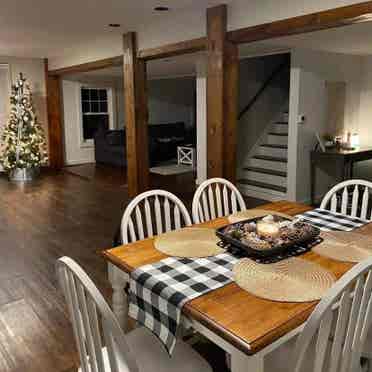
[
  {"left": 192, "top": 178, "right": 246, "bottom": 223},
  {"left": 121, "top": 189, "right": 192, "bottom": 244},
  {"left": 56, "top": 257, "right": 139, "bottom": 372},
  {"left": 320, "top": 179, "right": 372, "bottom": 220},
  {"left": 292, "top": 257, "right": 372, "bottom": 372}
]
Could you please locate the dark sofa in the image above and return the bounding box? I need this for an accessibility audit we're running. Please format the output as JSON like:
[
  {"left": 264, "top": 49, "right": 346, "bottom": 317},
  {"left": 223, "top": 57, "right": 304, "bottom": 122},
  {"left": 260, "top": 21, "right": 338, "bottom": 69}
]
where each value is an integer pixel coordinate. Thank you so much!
[{"left": 94, "top": 122, "right": 194, "bottom": 167}]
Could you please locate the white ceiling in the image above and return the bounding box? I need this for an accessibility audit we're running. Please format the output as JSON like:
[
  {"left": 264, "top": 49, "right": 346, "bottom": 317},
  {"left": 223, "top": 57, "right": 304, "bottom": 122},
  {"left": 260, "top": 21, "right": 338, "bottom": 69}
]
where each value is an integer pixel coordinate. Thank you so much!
[
  {"left": 68, "top": 21, "right": 372, "bottom": 81},
  {"left": 2, "top": 1, "right": 372, "bottom": 61},
  {"left": 0, "top": 0, "right": 232, "bottom": 59},
  {"left": 239, "top": 22, "right": 372, "bottom": 57}
]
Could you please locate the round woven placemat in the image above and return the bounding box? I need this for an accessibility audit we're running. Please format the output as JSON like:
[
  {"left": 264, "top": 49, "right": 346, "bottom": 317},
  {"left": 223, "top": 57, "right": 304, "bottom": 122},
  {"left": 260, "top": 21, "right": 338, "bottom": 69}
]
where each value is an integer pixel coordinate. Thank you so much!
[
  {"left": 313, "top": 231, "right": 372, "bottom": 263},
  {"left": 228, "top": 209, "right": 294, "bottom": 223},
  {"left": 233, "top": 257, "right": 335, "bottom": 302},
  {"left": 154, "top": 228, "right": 224, "bottom": 258}
]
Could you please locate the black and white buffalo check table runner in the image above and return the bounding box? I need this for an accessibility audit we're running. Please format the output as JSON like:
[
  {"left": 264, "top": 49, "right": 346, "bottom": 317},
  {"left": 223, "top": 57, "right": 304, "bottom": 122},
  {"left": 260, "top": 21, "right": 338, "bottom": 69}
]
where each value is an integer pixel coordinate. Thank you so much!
[
  {"left": 129, "top": 253, "right": 238, "bottom": 354},
  {"left": 296, "top": 208, "right": 368, "bottom": 231},
  {"left": 128, "top": 208, "right": 369, "bottom": 355}
]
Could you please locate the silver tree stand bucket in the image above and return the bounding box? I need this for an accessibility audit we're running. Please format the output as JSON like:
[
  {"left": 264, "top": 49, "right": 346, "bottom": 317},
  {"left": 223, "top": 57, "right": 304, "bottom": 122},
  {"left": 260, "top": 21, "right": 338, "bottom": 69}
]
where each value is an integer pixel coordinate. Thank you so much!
[{"left": 9, "top": 167, "right": 39, "bottom": 182}]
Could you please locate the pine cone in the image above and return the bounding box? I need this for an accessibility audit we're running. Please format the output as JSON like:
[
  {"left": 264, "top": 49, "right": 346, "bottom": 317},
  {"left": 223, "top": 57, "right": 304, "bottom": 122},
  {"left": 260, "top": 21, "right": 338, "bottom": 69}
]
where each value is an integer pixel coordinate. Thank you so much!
[{"left": 242, "top": 235, "right": 271, "bottom": 251}]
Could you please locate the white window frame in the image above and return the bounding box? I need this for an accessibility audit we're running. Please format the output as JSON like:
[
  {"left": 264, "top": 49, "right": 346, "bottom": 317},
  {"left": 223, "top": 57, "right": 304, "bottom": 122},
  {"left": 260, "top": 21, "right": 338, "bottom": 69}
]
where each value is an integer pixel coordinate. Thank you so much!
[{"left": 77, "top": 84, "right": 115, "bottom": 148}]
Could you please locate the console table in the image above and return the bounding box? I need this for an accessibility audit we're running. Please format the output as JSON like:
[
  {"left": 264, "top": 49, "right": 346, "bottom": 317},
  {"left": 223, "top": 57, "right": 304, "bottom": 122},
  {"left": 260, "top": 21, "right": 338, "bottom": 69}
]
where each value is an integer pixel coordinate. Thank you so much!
[{"left": 311, "top": 147, "right": 372, "bottom": 205}]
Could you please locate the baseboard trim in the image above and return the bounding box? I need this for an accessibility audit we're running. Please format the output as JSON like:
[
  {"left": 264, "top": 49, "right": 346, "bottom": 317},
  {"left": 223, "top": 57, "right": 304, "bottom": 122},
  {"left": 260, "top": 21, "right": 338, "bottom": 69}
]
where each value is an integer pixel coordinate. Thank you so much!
[{"left": 65, "top": 160, "right": 96, "bottom": 166}]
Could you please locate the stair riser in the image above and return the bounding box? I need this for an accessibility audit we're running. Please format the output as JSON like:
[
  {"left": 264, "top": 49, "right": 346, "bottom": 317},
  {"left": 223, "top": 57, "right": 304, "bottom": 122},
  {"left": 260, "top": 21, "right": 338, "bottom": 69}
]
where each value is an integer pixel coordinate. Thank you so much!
[
  {"left": 237, "top": 184, "right": 286, "bottom": 200},
  {"left": 257, "top": 146, "right": 287, "bottom": 158},
  {"left": 241, "top": 170, "right": 287, "bottom": 187},
  {"left": 270, "top": 124, "right": 288, "bottom": 134},
  {"left": 247, "top": 158, "right": 287, "bottom": 172},
  {"left": 267, "top": 134, "right": 288, "bottom": 146}
]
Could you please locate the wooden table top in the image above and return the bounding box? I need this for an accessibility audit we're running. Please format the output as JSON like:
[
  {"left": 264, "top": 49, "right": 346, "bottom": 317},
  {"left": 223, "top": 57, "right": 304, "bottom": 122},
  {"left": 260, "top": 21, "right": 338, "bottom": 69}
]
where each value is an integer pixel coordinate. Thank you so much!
[{"left": 102, "top": 201, "right": 372, "bottom": 356}]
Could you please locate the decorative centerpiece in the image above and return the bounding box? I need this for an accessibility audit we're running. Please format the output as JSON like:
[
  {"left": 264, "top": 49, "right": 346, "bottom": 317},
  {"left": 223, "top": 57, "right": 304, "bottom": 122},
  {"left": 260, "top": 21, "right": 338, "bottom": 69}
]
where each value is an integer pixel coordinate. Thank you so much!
[
  {"left": 0, "top": 73, "right": 48, "bottom": 181},
  {"left": 216, "top": 215, "right": 320, "bottom": 258}
]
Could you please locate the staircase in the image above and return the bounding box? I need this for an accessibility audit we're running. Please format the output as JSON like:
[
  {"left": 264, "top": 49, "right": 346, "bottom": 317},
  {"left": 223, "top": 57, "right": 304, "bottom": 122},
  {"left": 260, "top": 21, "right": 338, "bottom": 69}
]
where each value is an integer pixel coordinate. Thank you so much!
[{"left": 238, "top": 112, "right": 289, "bottom": 201}]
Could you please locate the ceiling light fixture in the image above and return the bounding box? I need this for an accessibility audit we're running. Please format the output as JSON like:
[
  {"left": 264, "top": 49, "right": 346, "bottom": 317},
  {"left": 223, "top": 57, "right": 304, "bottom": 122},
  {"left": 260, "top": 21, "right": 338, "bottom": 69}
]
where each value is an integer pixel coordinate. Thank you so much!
[
  {"left": 108, "top": 23, "right": 121, "bottom": 28},
  {"left": 154, "top": 6, "right": 170, "bottom": 11}
]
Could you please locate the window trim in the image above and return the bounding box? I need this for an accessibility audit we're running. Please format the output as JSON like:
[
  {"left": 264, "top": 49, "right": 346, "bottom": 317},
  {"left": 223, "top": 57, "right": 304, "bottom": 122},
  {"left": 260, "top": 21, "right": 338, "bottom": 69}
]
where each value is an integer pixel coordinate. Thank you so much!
[{"left": 77, "top": 84, "right": 115, "bottom": 148}]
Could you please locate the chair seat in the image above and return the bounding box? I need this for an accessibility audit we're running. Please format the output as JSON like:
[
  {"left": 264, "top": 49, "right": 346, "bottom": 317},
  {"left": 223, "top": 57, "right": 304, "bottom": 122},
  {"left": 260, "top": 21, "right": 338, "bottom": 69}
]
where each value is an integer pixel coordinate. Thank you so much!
[{"left": 79, "top": 327, "right": 212, "bottom": 372}]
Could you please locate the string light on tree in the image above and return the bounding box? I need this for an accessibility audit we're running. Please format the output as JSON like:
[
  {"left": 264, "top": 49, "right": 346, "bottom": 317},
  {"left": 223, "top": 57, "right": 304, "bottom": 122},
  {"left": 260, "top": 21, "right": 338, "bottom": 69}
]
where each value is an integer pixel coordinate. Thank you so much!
[{"left": 0, "top": 73, "right": 48, "bottom": 179}]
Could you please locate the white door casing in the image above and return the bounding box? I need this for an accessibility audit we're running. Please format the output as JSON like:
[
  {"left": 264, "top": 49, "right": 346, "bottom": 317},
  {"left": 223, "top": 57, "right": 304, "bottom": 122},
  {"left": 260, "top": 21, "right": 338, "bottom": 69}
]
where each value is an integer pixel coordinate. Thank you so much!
[{"left": 0, "top": 64, "right": 11, "bottom": 172}]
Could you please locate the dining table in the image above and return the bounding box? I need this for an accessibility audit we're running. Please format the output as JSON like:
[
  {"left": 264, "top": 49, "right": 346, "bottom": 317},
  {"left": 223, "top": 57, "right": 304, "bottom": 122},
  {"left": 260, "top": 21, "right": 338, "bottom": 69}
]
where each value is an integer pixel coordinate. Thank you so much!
[{"left": 102, "top": 200, "right": 372, "bottom": 372}]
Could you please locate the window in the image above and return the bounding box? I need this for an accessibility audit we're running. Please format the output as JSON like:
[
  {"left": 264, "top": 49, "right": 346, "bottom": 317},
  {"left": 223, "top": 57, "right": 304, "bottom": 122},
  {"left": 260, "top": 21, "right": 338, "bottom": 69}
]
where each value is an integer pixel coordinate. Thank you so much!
[{"left": 80, "top": 87, "right": 110, "bottom": 141}]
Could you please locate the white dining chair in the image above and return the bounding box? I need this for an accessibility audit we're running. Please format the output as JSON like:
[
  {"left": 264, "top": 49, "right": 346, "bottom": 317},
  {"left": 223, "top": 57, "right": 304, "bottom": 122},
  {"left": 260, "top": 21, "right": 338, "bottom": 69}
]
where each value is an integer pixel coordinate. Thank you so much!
[
  {"left": 192, "top": 178, "right": 246, "bottom": 224},
  {"left": 320, "top": 179, "right": 372, "bottom": 220},
  {"left": 121, "top": 189, "right": 192, "bottom": 244},
  {"left": 57, "top": 257, "right": 212, "bottom": 372},
  {"left": 290, "top": 256, "right": 372, "bottom": 372}
]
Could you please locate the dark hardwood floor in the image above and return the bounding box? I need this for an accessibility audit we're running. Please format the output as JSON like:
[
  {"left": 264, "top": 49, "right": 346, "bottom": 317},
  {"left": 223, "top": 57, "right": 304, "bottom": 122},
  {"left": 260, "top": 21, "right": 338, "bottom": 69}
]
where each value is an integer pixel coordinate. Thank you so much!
[{"left": 0, "top": 165, "right": 265, "bottom": 372}]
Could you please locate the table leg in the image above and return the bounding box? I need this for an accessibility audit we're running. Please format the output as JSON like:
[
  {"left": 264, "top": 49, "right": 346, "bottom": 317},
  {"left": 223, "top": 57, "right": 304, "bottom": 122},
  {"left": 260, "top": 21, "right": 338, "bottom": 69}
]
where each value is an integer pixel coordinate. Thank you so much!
[
  {"left": 108, "top": 263, "right": 129, "bottom": 330},
  {"left": 310, "top": 160, "right": 316, "bottom": 206},
  {"left": 231, "top": 352, "right": 264, "bottom": 372},
  {"left": 342, "top": 160, "right": 351, "bottom": 181},
  {"left": 350, "top": 161, "right": 354, "bottom": 179}
]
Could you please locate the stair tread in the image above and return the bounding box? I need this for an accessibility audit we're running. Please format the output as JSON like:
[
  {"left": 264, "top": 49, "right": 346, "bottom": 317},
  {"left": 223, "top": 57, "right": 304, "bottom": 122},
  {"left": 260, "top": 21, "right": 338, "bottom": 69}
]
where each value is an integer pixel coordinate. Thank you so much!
[
  {"left": 268, "top": 132, "right": 288, "bottom": 136},
  {"left": 238, "top": 179, "right": 287, "bottom": 193},
  {"left": 243, "top": 166, "right": 286, "bottom": 177},
  {"left": 275, "top": 121, "right": 288, "bottom": 125},
  {"left": 253, "top": 155, "right": 287, "bottom": 163},
  {"left": 261, "top": 144, "right": 288, "bottom": 149}
]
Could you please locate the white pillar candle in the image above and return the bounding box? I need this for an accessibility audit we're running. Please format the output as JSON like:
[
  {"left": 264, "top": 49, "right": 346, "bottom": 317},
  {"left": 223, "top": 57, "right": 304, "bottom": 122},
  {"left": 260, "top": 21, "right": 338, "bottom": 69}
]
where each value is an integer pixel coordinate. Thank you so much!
[{"left": 256, "top": 221, "right": 280, "bottom": 239}]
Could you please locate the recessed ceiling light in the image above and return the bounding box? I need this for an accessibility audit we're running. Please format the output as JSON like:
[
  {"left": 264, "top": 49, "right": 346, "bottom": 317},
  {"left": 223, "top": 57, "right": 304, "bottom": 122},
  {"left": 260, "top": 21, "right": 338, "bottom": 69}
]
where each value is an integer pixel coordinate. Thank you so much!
[
  {"left": 108, "top": 23, "right": 121, "bottom": 28},
  {"left": 154, "top": 6, "right": 170, "bottom": 11}
]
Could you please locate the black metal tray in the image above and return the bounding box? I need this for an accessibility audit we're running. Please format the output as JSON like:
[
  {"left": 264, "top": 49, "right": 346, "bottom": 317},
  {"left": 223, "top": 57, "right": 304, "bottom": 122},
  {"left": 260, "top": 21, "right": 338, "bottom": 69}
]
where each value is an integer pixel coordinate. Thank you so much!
[{"left": 216, "top": 215, "right": 321, "bottom": 259}]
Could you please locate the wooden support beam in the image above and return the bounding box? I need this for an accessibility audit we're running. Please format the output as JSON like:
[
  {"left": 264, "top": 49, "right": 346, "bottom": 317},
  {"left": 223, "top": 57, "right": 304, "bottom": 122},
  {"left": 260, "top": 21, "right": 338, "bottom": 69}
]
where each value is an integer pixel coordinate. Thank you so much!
[
  {"left": 228, "top": 1, "right": 372, "bottom": 44},
  {"left": 46, "top": 59, "right": 64, "bottom": 169},
  {"left": 207, "top": 5, "right": 226, "bottom": 179},
  {"left": 223, "top": 41, "right": 238, "bottom": 183},
  {"left": 137, "top": 37, "right": 207, "bottom": 61},
  {"left": 123, "top": 32, "right": 149, "bottom": 197},
  {"left": 206, "top": 4, "right": 238, "bottom": 182}
]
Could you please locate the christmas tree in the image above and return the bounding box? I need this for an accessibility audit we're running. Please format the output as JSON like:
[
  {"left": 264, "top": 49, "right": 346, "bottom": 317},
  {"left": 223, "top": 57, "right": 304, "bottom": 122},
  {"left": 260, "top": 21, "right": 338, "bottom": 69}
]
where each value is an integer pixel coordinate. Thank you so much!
[{"left": 0, "top": 73, "right": 48, "bottom": 172}]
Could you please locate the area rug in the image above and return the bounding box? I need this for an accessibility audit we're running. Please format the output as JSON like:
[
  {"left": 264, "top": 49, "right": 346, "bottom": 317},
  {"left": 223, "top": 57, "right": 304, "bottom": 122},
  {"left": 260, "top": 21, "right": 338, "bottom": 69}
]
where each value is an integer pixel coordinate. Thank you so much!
[{"left": 150, "top": 163, "right": 195, "bottom": 176}]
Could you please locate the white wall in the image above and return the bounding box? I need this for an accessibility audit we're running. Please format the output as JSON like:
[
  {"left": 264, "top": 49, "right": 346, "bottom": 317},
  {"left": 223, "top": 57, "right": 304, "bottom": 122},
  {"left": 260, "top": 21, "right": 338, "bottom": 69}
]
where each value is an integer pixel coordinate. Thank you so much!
[
  {"left": 149, "top": 77, "right": 195, "bottom": 127},
  {"left": 0, "top": 56, "right": 48, "bottom": 154},
  {"left": 62, "top": 79, "right": 116, "bottom": 165},
  {"left": 115, "top": 76, "right": 196, "bottom": 129},
  {"left": 354, "top": 56, "right": 372, "bottom": 179},
  {"left": 289, "top": 49, "right": 363, "bottom": 203},
  {"left": 62, "top": 80, "right": 95, "bottom": 165},
  {"left": 48, "top": 0, "right": 363, "bottom": 70}
]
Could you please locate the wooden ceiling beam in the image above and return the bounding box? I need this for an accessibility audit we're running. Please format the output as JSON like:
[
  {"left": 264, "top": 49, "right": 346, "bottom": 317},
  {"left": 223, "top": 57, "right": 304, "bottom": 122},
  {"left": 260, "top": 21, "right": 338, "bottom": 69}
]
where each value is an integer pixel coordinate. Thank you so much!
[
  {"left": 137, "top": 37, "right": 207, "bottom": 61},
  {"left": 228, "top": 1, "right": 372, "bottom": 44},
  {"left": 48, "top": 56, "right": 123, "bottom": 76}
]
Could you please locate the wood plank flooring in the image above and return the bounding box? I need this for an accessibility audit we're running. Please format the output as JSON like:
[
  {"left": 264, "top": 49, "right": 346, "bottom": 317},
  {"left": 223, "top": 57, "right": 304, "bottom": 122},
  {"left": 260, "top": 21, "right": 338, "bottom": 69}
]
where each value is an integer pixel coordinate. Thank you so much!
[{"left": 0, "top": 166, "right": 265, "bottom": 372}]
